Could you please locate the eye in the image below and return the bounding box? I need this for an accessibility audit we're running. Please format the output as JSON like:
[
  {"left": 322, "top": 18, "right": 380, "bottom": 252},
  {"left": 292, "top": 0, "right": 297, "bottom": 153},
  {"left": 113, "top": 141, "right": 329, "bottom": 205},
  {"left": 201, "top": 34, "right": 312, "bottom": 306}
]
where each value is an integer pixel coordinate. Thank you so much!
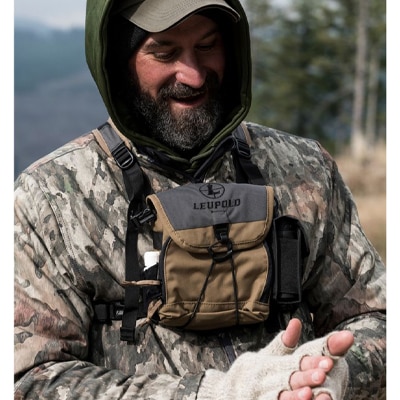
[
  {"left": 153, "top": 50, "right": 176, "bottom": 61},
  {"left": 197, "top": 41, "right": 216, "bottom": 52}
]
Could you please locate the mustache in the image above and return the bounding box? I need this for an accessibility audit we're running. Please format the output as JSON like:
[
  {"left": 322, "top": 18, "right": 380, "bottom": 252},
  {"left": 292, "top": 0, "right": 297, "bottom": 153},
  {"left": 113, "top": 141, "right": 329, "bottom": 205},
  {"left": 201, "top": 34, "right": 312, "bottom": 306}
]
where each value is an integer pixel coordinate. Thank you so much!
[
  {"left": 160, "top": 84, "right": 206, "bottom": 99},
  {"left": 158, "top": 73, "right": 220, "bottom": 100}
]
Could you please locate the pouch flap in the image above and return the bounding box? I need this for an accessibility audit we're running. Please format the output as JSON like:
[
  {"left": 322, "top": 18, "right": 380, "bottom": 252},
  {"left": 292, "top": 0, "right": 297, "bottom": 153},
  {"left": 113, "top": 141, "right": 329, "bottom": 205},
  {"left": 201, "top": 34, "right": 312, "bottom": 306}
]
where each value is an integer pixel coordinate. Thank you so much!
[{"left": 146, "top": 183, "right": 274, "bottom": 251}]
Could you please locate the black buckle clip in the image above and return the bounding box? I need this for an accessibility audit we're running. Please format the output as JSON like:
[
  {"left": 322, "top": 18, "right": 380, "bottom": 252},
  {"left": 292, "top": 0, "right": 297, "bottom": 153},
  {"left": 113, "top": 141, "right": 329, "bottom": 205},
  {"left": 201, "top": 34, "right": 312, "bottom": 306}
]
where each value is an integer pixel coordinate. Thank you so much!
[
  {"left": 131, "top": 208, "right": 156, "bottom": 227},
  {"left": 94, "top": 301, "right": 125, "bottom": 324},
  {"left": 112, "top": 143, "right": 136, "bottom": 170}
]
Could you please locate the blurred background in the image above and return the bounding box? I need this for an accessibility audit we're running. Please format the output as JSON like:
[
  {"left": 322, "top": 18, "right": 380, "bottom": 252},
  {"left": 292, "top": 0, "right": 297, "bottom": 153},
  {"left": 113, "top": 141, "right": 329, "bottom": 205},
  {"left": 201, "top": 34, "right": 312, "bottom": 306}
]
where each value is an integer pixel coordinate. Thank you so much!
[{"left": 14, "top": 0, "right": 386, "bottom": 262}]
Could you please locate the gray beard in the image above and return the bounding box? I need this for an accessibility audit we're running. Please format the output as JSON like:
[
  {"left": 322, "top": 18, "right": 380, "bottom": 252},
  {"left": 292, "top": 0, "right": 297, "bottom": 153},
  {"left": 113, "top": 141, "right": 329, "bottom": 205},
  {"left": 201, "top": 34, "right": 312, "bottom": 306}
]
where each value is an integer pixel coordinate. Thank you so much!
[{"left": 127, "top": 73, "right": 224, "bottom": 156}]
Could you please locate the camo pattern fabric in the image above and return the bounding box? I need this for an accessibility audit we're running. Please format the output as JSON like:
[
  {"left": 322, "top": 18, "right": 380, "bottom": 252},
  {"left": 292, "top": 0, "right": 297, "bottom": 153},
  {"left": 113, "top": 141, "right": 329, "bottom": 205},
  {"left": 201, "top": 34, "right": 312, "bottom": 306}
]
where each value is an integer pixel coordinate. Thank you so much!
[{"left": 14, "top": 122, "right": 386, "bottom": 399}]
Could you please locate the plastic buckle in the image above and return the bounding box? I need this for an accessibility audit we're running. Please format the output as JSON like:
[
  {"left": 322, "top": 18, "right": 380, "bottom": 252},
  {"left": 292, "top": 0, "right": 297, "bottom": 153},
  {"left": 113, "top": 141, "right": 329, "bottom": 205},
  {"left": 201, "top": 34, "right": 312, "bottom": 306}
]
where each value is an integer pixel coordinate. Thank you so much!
[
  {"left": 131, "top": 208, "right": 156, "bottom": 227},
  {"left": 94, "top": 301, "right": 125, "bottom": 323},
  {"left": 112, "top": 143, "right": 136, "bottom": 170},
  {"left": 110, "top": 302, "right": 125, "bottom": 320}
]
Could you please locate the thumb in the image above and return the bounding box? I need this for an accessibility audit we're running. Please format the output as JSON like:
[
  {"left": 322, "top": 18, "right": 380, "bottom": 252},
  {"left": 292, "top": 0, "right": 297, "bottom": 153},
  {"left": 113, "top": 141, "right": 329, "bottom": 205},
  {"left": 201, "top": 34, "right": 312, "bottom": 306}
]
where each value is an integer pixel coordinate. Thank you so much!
[
  {"left": 282, "top": 318, "right": 302, "bottom": 349},
  {"left": 326, "top": 330, "right": 354, "bottom": 357}
]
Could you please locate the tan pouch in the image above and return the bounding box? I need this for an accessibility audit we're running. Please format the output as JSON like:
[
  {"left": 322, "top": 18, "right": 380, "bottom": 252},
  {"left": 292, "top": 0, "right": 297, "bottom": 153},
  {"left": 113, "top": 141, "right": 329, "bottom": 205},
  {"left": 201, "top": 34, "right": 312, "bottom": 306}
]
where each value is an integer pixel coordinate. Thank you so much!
[{"left": 145, "top": 183, "right": 275, "bottom": 330}]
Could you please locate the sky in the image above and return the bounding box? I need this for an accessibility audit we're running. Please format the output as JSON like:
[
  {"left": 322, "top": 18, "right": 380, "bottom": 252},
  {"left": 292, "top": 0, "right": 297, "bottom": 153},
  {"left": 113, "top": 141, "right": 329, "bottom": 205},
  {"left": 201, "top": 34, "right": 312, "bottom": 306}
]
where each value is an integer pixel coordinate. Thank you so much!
[{"left": 14, "top": 0, "right": 87, "bottom": 28}]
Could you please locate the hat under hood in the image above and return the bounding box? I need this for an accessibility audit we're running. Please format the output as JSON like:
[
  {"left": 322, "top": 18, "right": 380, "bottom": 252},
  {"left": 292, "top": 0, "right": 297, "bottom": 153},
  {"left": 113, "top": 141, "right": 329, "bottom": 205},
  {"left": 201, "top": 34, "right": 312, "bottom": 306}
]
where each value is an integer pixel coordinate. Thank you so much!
[{"left": 85, "top": 0, "right": 252, "bottom": 173}]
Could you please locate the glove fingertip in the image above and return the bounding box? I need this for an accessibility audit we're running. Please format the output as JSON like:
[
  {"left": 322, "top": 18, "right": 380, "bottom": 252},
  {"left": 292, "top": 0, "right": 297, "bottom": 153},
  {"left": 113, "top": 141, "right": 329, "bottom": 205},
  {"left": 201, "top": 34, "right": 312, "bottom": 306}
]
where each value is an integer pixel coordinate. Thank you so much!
[{"left": 261, "top": 331, "right": 298, "bottom": 356}]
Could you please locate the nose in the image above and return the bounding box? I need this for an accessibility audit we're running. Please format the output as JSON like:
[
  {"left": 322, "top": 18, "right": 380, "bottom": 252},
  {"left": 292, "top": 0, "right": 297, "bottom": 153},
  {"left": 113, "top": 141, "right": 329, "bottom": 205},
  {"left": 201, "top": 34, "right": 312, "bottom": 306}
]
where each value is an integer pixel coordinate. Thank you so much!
[{"left": 175, "top": 53, "right": 207, "bottom": 89}]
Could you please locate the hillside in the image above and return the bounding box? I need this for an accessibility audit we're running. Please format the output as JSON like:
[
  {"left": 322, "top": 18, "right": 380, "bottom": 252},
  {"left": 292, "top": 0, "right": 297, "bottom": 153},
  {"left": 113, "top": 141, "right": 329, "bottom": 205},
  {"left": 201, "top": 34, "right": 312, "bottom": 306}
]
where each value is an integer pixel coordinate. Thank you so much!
[
  {"left": 14, "top": 26, "right": 86, "bottom": 92},
  {"left": 14, "top": 24, "right": 107, "bottom": 176},
  {"left": 14, "top": 70, "right": 107, "bottom": 176}
]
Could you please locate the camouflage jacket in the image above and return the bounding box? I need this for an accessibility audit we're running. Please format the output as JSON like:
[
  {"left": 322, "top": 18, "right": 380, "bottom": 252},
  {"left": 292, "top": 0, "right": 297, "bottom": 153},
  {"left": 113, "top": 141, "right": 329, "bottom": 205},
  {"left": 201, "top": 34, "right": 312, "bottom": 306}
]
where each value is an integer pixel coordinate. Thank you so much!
[{"left": 14, "top": 121, "right": 386, "bottom": 399}]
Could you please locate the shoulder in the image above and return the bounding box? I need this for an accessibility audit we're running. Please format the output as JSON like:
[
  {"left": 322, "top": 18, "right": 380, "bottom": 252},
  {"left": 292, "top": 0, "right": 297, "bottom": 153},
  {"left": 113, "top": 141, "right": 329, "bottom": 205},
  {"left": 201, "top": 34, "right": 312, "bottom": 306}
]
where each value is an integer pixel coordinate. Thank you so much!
[
  {"left": 244, "top": 121, "right": 321, "bottom": 150},
  {"left": 15, "top": 131, "right": 114, "bottom": 192},
  {"left": 14, "top": 130, "right": 124, "bottom": 211},
  {"left": 19, "top": 132, "right": 100, "bottom": 177},
  {"left": 244, "top": 121, "right": 334, "bottom": 168}
]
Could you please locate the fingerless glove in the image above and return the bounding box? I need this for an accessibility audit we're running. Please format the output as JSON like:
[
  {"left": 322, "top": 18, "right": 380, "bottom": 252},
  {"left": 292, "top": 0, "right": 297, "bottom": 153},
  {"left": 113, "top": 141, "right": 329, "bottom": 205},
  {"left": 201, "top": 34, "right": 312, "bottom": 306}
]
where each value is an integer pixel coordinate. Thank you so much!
[{"left": 198, "top": 331, "right": 349, "bottom": 400}]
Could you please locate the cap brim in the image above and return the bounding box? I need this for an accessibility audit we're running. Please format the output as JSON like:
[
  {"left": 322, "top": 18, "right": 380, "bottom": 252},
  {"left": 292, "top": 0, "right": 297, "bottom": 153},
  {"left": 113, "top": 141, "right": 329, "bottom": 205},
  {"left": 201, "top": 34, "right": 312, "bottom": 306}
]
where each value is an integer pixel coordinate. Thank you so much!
[{"left": 121, "top": 0, "right": 240, "bottom": 33}]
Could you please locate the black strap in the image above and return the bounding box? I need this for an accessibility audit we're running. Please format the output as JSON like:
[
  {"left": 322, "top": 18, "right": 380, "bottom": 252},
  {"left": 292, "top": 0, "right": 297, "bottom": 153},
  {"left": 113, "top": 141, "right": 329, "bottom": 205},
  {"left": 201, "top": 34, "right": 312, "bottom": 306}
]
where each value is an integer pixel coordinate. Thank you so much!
[
  {"left": 192, "top": 123, "right": 265, "bottom": 184},
  {"left": 98, "top": 122, "right": 147, "bottom": 342},
  {"left": 232, "top": 124, "right": 266, "bottom": 185},
  {"left": 94, "top": 301, "right": 125, "bottom": 323},
  {"left": 98, "top": 122, "right": 142, "bottom": 200}
]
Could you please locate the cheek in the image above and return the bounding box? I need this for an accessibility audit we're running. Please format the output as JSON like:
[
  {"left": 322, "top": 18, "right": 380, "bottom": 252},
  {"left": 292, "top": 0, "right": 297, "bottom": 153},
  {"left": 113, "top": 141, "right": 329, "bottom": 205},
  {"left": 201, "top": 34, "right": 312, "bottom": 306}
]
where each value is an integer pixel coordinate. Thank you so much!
[{"left": 130, "top": 58, "right": 169, "bottom": 97}]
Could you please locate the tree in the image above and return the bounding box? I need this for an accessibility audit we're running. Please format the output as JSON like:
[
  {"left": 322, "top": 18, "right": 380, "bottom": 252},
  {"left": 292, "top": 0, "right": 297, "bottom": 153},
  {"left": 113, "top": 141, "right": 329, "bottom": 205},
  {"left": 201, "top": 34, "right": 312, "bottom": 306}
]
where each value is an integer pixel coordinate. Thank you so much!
[
  {"left": 350, "top": 0, "right": 369, "bottom": 159},
  {"left": 244, "top": 0, "right": 386, "bottom": 153}
]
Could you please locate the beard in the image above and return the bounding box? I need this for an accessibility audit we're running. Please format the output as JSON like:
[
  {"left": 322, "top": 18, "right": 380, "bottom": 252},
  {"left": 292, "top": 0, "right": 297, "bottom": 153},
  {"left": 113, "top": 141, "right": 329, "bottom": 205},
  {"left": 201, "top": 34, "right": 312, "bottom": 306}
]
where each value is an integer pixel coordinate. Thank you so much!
[{"left": 125, "top": 72, "right": 225, "bottom": 156}]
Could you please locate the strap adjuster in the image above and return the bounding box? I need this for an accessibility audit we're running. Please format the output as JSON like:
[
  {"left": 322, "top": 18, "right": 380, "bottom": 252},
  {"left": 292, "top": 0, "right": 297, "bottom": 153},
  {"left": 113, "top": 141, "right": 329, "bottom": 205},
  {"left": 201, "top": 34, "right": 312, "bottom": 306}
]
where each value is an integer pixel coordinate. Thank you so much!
[
  {"left": 112, "top": 143, "right": 136, "bottom": 170},
  {"left": 120, "top": 326, "right": 136, "bottom": 342},
  {"left": 94, "top": 301, "right": 125, "bottom": 323}
]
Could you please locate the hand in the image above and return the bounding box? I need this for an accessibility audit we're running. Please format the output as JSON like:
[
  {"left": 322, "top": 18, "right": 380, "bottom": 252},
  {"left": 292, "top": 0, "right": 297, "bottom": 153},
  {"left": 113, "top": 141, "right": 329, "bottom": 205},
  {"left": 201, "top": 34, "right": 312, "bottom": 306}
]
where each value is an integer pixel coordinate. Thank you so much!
[
  {"left": 198, "top": 318, "right": 353, "bottom": 400},
  {"left": 279, "top": 319, "right": 354, "bottom": 400}
]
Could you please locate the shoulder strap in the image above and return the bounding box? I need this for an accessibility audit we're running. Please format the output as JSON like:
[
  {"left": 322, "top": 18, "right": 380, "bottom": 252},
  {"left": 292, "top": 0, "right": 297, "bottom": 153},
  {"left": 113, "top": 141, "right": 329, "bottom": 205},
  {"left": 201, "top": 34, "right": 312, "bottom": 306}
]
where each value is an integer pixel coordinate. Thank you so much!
[
  {"left": 97, "top": 122, "right": 144, "bottom": 201},
  {"left": 97, "top": 122, "right": 148, "bottom": 342},
  {"left": 191, "top": 122, "right": 266, "bottom": 184},
  {"left": 232, "top": 123, "right": 266, "bottom": 185}
]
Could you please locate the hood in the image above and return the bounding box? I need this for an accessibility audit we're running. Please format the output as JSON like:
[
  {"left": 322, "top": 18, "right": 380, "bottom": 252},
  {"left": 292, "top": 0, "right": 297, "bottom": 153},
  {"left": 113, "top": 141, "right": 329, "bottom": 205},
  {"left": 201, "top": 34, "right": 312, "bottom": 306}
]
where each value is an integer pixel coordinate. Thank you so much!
[{"left": 85, "top": 0, "right": 252, "bottom": 173}]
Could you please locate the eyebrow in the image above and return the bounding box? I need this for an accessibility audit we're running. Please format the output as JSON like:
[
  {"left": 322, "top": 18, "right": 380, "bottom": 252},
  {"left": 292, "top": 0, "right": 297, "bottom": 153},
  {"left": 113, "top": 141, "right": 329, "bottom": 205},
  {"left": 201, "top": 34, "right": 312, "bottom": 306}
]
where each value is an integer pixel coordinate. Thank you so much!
[{"left": 142, "top": 28, "right": 220, "bottom": 52}]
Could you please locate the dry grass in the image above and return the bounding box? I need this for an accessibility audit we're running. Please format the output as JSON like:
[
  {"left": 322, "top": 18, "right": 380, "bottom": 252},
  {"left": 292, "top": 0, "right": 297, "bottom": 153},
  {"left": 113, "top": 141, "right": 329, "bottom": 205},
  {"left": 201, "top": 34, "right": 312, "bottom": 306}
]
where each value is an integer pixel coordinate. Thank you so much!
[{"left": 335, "top": 142, "right": 386, "bottom": 263}]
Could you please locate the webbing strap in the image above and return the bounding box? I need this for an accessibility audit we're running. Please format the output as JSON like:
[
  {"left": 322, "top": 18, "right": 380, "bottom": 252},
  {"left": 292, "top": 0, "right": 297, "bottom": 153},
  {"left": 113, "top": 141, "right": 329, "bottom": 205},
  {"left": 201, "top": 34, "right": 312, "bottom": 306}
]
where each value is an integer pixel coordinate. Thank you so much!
[
  {"left": 232, "top": 125, "right": 266, "bottom": 185},
  {"left": 98, "top": 123, "right": 141, "bottom": 201},
  {"left": 191, "top": 123, "right": 265, "bottom": 184},
  {"left": 98, "top": 122, "right": 145, "bottom": 342},
  {"left": 121, "top": 203, "right": 141, "bottom": 342}
]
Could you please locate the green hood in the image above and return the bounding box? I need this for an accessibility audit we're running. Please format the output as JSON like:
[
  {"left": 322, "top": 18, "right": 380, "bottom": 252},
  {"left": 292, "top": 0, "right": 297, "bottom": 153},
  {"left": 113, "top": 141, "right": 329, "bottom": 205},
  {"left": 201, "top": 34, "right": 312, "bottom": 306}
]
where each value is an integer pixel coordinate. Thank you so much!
[{"left": 85, "top": 0, "right": 252, "bottom": 173}]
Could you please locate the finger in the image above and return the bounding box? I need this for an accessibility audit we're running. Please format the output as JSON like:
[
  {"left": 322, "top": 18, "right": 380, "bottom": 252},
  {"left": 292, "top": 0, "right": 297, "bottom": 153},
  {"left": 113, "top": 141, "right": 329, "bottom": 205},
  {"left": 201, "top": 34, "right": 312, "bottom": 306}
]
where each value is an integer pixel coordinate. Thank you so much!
[
  {"left": 282, "top": 318, "right": 302, "bottom": 349},
  {"left": 279, "top": 387, "right": 313, "bottom": 400},
  {"left": 326, "top": 331, "right": 354, "bottom": 356},
  {"left": 290, "top": 368, "right": 327, "bottom": 389},
  {"left": 300, "top": 355, "right": 333, "bottom": 372},
  {"left": 315, "top": 393, "right": 332, "bottom": 400}
]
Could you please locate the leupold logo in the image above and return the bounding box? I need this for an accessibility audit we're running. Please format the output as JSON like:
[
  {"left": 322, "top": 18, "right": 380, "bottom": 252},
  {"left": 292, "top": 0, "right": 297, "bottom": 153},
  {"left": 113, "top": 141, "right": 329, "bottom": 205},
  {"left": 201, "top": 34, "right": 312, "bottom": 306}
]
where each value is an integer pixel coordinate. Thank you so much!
[
  {"left": 199, "top": 183, "right": 225, "bottom": 199},
  {"left": 195, "top": 184, "right": 240, "bottom": 210}
]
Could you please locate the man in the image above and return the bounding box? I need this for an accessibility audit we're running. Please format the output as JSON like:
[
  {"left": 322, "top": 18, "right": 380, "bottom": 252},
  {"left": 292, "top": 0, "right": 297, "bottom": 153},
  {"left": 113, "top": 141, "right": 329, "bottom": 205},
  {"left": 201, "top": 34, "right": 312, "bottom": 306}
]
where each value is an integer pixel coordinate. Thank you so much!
[{"left": 14, "top": 0, "right": 386, "bottom": 399}]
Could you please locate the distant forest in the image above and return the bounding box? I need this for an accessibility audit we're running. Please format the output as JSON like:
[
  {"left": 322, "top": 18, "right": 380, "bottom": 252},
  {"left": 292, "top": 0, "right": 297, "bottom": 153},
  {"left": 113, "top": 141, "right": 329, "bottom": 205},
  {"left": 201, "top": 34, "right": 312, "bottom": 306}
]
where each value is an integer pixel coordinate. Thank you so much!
[{"left": 14, "top": 0, "right": 385, "bottom": 178}]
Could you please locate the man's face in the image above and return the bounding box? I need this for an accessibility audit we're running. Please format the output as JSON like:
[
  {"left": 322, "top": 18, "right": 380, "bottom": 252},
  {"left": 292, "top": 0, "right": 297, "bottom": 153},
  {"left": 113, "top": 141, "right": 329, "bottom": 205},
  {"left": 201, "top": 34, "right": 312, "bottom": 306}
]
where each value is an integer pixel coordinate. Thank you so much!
[{"left": 128, "top": 14, "right": 226, "bottom": 155}]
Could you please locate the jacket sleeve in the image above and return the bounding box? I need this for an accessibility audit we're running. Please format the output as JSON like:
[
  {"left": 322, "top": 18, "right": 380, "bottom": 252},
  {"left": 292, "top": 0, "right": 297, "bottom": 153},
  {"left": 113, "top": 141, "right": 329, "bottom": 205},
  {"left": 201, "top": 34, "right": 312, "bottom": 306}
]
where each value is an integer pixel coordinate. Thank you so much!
[
  {"left": 304, "top": 146, "right": 386, "bottom": 399},
  {"left": 14, "top": 172, "right": 202, "bottom": 400}
]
